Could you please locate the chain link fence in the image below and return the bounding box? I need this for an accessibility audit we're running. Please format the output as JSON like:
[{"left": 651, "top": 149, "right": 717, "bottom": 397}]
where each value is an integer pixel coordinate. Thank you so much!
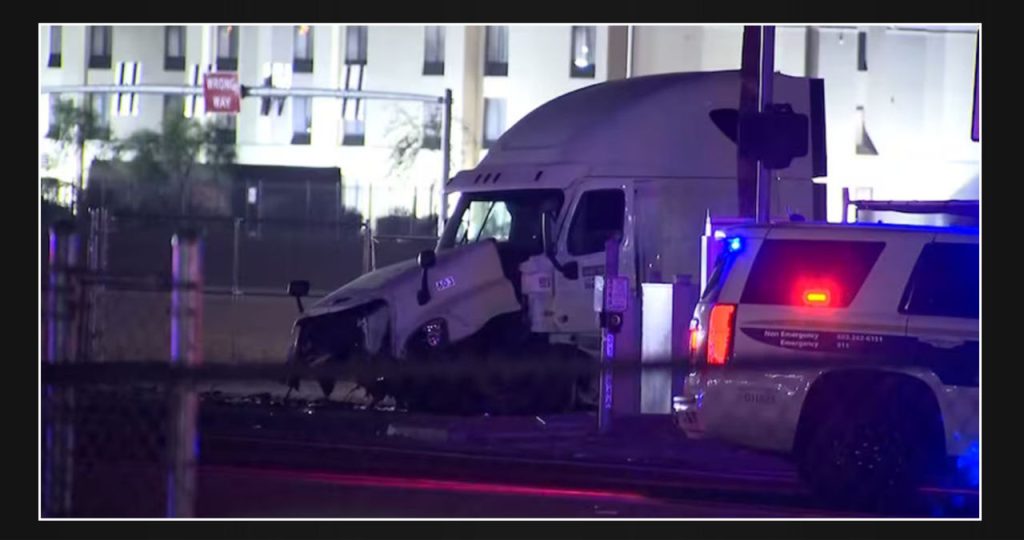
[{"left": 46, "top": 207, "right": 439, "bottom": 365}]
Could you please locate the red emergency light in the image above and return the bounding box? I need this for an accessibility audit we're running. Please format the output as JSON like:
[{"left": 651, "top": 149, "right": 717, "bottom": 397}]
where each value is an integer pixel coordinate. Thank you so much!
[{"left": 803, "top": 289, "right": 832, "bottom": 307}]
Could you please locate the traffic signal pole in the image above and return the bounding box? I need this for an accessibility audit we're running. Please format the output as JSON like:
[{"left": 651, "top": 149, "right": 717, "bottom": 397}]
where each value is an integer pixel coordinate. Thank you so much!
[{"left": 739, "top": 25, "right": 776, "bottom": 224}]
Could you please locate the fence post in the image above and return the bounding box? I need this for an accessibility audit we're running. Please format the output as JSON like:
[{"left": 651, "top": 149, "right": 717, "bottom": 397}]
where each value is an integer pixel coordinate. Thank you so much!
[
  {"left": 43, "top": 220, "right": 79, "bottom": 517},
  {"left": 168, "top": 229, "right": 203, "bottom": 518},
  {"left": 83, "top": 208, "right": 105, "bottom": 362},
  {"left": 231, "top": 217, "right": 242, "bottom": 362},
  {"left": 439, "top": 88, "right": 452, "bottom": 236},
  {"left": 362, "top": 220, "right": 374, "bottom": 274},
  {"left": 232, "top": 218, "right": 241, "bottom": 295}
]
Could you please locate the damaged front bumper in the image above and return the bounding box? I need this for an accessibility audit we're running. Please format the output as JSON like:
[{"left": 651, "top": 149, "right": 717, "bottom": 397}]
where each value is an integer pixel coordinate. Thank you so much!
[{"left": 286, "top": 300, "right": 390, "bottom": 389}]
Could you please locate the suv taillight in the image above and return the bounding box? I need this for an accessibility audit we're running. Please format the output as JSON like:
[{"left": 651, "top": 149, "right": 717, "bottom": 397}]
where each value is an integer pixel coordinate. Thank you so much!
[
  {"left": 688, "top": 318, "right": 700, "bottom": 359},
  {"left": 706, "top": 304, "right": 736, "bottom": 366}
]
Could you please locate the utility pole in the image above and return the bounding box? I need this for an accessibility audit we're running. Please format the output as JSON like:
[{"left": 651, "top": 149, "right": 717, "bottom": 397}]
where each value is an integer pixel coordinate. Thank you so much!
[{"left": 738, "top": 25, "right": 776, "bottom": 223}]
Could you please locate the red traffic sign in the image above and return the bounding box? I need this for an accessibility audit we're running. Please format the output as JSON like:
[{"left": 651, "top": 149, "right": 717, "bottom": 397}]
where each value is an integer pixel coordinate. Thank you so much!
[{"left": 203, "top": 72, "right": 241, "bottom": 114}]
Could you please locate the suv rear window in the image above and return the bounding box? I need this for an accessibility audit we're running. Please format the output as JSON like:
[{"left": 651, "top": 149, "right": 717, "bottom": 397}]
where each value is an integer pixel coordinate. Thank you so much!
[
  {"left": 700, "top": 248, "right": 736, "bottom": 304},
  {"left": 740, "top": 239, "right": 885, "bottom": 308},
  {"left": 900, "top": 242, "right": 979, "bottom": 319}
]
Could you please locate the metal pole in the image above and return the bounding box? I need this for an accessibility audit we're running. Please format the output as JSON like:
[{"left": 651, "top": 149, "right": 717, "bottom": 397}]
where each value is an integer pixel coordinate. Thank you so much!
[
  {"left": 246, "top": 87, "right": 445, "bottom": 102},
  {"left": 43, "top": 221, "right": 79, "bottom": 517},
  {"left": 738, "top": 26, "right": 761, "bottom": 220},
  {"left": 42, "top": 84, "right": 204, "bottom": 96},
  {"left": 842, "top": 187, "right": 851, "bottom": 223},
  {"left": 598, "top": 236, "right": 621, "bottom": 434},
  {"left": 671, "top": 274, "right": 699, "bottom": 400},
  {"left": 362, "top": 220, "right": 373, "bottom": 275},
  {"left": 168, "top": 230, "right": 202, "bottom": 518},
  {"left": 41, "top": 84, "right": 446, "bottom": 104},
  {"left": 232, "top": 218, "right": 241, "bottom": 295},
  {"left": 755, "top": 26, "right": 776, "bottom": 224},
  {"left": 83, "top": 209, "right": 103, "bottom": 362},
  {"left": 368, "top": 183, "right": 375, "bottom": 272},
  {"left": 439, "top": 88, "right": 453, "bottom": 235}
]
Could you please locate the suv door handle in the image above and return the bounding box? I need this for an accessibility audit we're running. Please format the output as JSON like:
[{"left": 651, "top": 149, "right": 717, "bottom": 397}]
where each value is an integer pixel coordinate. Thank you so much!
[{"left": 919, "top": 337, "right": 965, "bottom": 349}]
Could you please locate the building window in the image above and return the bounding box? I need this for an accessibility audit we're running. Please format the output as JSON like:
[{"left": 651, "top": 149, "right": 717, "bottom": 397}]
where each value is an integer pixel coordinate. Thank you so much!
[
  {"left": 89, "top": 94, "right": 109, "bottom": 130},
  {"left": 164, "top": 26, "right": 186, "bottom": 71},
  {"left": 114, "top": 62, "right": 141, "bottom": 116},
  {"left": 423, "top": 26, "right": 445, "bottom": 75},
  {"left": 857, "top": 31, "right": 868, "bottom": 72},
  {"left": 47, "top": 95, "right": 60, "bottom": 138},
  {"left": 342, "top": 98, "right": 365, "bottom": 146},
  {"left": 48, "top": 26, "right": 61, "bottom": 68},
  {"left": 163, "top": 94, "right": 184, "bottom": 119},
  {"left": 293, "top": 25, "right": 314, "bottom": 73},
  {"left": 216, "top": 25, "right": 239, "bottom": 71},
  {"left": 485, "top": 26, "right": 508, "bottom": 76},
  {"left": 423, "top": 102, "right": 442, "bottom": 150},
  {"left": 482, "top": 97, "right": 506, "bottom": 149},
  {"left": 88, "top": 26, "right": 112, "bottom": 69},
  {"left": 342, "top": 46, "right": 365, "bottom": 146},
  {"left": 570, "top": 26, "right": 596, "bottom": 78},
  {"left": 345, "top": 26, "right": 367, "bottom": 65},
  {"left": 292, "top": 97, "right": 312, "bottom": 145}
]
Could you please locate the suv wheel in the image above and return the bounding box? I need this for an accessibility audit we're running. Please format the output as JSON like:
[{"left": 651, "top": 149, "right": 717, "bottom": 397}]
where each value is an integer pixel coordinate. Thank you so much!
[{"left": 798, "top": 393, "right": 937, "bottom": 512}]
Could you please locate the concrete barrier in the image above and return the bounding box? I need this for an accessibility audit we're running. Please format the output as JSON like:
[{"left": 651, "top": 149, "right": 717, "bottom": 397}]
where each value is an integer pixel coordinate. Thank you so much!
[{"left": 97, "top": 290, "right": 315, "bottom": 364}]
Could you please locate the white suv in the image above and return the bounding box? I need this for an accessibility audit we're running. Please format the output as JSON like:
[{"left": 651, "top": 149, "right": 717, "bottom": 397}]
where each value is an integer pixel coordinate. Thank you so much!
[{"left": 674, "top": 222, "right": 979, "bottom": 507}]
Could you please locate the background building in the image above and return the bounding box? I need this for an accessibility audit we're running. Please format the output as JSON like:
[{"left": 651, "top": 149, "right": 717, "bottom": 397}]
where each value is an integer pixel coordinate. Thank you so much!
[{"left": 40, "top": 24, "right": 980, "bottom": 223}]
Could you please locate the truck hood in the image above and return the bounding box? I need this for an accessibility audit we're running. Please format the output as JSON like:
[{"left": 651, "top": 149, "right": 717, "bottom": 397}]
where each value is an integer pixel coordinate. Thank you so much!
[
  {"left": 303, "top": 240, "right": 517, "bottom": 320},
  {"left": 295, "top": 240, "right": 522, "bottom": 358},
  {"left": 306, "top": 258, "right": 421, "bottom": 316}
]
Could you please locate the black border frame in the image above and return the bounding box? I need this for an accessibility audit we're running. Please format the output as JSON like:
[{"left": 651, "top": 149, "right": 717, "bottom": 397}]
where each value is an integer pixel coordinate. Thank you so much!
[{"left": 25, "top": 1, "right": 1004, "bottom": 538}]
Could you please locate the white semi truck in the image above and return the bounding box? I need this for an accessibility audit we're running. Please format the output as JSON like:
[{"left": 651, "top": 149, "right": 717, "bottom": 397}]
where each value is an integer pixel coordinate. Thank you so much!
[{"left": 285, "top": 70, "right": 827, "bottom": 413}]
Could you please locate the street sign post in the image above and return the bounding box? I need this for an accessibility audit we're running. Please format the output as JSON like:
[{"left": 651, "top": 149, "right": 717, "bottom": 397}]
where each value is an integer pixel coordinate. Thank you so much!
[
  {"left": 203, "top": 72, "right": 241, "bottom": 114},
  {"left": 972, "top": 33, "right": 979, "bottom": 142}
]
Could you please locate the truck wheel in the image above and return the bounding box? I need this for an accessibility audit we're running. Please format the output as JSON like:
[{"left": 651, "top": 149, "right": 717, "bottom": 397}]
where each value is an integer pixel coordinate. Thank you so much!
[
  {"left": 475, "top": 370, "right": 575, "bottom": 415},
  {"left": 318, "top": 377, "right": 336, "bottom": 398},
  {"left": 574, "top": 373, "right": 600, "bottom": 410},
  {"left": 798, "top": 393, "right": 937, "bottom": 512},
  {"left": 288, "top": 351, "right": 338, "bottom": 399}
]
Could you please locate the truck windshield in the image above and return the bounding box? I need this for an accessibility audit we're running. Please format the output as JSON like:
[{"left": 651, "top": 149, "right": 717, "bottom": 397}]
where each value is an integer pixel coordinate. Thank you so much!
[{"left": 438, "top": 190, "right": 565, "bottom": 253}]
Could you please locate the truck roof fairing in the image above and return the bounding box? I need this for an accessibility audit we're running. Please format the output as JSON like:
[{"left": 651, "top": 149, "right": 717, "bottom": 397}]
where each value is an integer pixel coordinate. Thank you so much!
[{"left": 449, "top": 70, "right": 824, "bottom": 192}]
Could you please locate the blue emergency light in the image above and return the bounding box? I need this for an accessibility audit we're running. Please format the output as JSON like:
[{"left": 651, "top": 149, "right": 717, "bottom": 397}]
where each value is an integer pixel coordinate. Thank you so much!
[{"left": 727, "top": 237, "right": 743, "bottom": 253}]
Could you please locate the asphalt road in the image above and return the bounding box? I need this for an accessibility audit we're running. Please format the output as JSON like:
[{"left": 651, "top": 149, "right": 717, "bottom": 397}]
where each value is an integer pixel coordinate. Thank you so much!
[{"left": 56, "top": 388, "right": 978, "bottom": 518}]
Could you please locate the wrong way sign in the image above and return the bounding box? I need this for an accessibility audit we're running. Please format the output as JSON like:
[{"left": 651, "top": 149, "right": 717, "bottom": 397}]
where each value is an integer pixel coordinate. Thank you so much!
[{"left": 204, "top": 72, "right": 241, "bottom": 114}]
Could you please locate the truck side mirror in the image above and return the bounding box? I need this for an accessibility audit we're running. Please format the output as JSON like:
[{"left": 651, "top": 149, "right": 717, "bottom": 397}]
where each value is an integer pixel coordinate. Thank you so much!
[
  {"left": 418, "top": 249, "right": 436, "bottom": 269},
  {"left": 287, "top": 279, "right": 310, "bottom": 313},
  {"left": 541, "top": 211, "right": 578, "bottom": 281},
  {"left": 417, "top": 250, "right": 435, "bottom": 306},
  {"left": 288, "top": 280, "right": 310, "bottom": 297},
  {"left": 541, "top": 211, "right": 554, "bottom": 254}
]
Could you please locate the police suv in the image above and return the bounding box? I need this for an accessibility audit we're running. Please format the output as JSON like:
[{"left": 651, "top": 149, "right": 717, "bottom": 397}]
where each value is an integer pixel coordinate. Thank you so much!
[{"left": 674, "top": 222, "right": 979, "bottom": 506}]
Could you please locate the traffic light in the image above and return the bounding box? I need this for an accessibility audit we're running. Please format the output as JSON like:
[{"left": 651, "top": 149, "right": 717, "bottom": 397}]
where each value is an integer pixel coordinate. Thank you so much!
[{"left": 711, "top": 103, "right": 810, "bottom": 170}]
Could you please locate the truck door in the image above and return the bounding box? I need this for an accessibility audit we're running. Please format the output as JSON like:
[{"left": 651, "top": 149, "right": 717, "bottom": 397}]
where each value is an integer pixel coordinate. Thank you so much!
[{"left": 550, "top": 180, "right": 635, "bottom": 340}]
